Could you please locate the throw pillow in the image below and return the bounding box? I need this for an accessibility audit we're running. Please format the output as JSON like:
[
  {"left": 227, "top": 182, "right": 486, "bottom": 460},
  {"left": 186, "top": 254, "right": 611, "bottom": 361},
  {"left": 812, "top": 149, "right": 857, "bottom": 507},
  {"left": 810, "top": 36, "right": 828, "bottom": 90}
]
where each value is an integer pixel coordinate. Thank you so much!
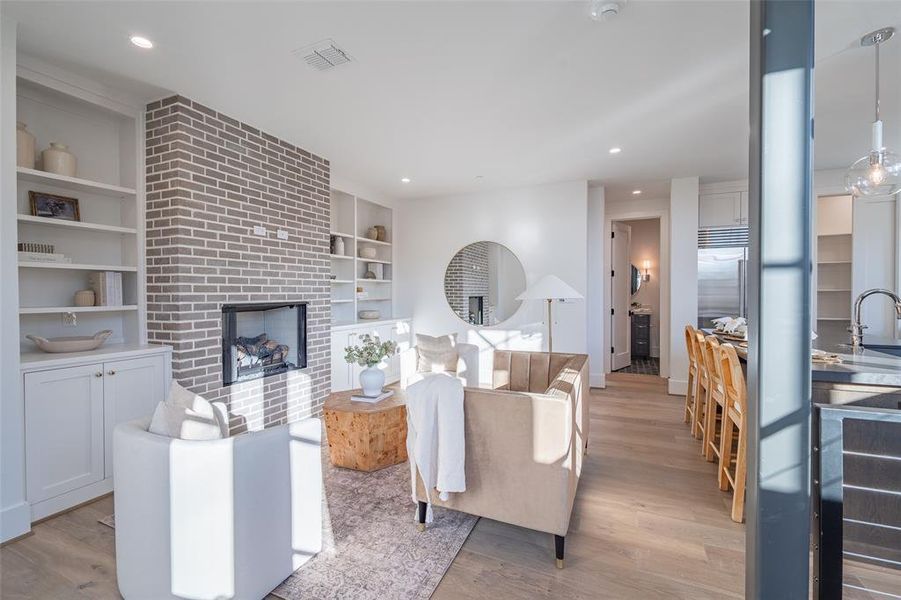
[
  {"left": 147, "top": 381, "right": 225, "bottom": 440},
  {"left": 416, "top": 333, "right": 459, "bottom": 374}
]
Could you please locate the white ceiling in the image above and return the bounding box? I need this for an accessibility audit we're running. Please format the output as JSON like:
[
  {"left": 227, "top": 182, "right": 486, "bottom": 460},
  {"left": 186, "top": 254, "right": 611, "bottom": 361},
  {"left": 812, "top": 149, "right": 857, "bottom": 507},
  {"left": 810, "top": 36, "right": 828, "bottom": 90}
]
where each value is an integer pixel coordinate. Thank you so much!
[{"left": 3, "top": 1, "right": 899, "bottom": 200}]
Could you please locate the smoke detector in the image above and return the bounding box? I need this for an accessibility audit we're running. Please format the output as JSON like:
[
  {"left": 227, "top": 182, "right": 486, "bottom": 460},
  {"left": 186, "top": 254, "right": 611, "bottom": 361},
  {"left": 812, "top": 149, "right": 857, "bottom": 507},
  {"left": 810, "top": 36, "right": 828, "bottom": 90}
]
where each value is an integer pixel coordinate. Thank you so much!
[
  {"left": 590, "top": 0, "right": 624, "bottom": 22},
  {"left": 293, "top": 39, "right": 353, "bottom": 71}
]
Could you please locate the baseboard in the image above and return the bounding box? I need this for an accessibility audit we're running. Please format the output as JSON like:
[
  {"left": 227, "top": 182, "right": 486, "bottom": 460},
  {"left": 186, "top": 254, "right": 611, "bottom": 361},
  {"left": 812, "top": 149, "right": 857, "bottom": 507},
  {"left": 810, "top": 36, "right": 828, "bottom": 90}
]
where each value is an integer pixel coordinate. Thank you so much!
[
  {"left": 667, "top": 378, "right": 688, "bottom": 396},
  {"left": 590, "top": 372, "right": 606, "bottom": 388},
  {"left": 0, "top": 501, "right": 31, "bottom": 543},
  {"left": 29, "top": 478, "right": 113, "bottom": 522}
]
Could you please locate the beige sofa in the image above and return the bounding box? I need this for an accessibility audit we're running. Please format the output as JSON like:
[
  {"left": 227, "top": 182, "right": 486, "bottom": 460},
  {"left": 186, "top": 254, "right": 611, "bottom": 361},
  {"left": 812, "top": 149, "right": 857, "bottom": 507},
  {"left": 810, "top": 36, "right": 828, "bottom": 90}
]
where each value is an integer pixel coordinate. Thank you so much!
[{"left": 414, "top": 350, "right": 589, "bottom": 568}]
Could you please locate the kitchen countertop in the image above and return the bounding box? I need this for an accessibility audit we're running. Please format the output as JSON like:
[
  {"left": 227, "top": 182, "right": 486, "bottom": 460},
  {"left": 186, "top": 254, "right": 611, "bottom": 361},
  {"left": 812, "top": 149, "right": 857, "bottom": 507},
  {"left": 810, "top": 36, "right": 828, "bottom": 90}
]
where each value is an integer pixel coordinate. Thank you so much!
[{"left": 701, "top": 328, "right": 901, "bottom": 387}]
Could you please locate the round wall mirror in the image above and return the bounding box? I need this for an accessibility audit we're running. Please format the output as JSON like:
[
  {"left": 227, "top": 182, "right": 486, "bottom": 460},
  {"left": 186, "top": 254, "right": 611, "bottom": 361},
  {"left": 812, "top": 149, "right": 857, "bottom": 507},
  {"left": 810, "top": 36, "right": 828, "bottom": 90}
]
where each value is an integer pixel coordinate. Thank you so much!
[
  {"left": 631, "top": 264, "right": 642, "bottom": 295},
  {"left": 444, "top": 242, "right": 526, "bottom": 326}
]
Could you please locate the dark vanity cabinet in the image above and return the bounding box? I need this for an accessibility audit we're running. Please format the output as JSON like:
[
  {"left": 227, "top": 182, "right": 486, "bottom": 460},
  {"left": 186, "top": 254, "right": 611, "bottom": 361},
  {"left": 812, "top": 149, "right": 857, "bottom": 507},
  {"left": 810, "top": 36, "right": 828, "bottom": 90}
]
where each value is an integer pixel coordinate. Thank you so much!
[{"left": 631, "top": 313, "right": 650, "bottom": 358}]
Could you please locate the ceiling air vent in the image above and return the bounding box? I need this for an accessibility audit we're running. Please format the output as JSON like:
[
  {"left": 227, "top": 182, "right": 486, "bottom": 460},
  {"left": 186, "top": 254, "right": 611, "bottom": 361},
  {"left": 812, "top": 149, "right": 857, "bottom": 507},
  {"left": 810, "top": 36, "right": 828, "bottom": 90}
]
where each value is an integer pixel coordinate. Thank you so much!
[{"left": 294, "top": 39, "right": 353, "bottom": 71}]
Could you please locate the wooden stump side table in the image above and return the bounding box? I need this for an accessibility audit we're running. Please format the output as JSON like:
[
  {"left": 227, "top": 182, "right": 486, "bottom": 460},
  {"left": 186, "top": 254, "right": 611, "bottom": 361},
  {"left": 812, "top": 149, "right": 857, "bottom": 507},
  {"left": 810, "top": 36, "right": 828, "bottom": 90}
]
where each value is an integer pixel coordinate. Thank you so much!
[{"left": 324, "top": 386, "right": 408, "bottom": 472}]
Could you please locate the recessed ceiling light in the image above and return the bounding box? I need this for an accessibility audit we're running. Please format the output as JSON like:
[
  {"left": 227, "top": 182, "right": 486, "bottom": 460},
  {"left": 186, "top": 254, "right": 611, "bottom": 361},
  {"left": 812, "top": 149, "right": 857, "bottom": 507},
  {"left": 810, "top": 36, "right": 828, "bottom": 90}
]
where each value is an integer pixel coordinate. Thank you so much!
[
  {"left": 130, "top": 36, "right": 153, "bottom": 49},
  {"left": 400, "top": 177, "right": 411, "bottom": 184},
  {"left": 632, "top": 189, "right": 642, "bottom": 195},
  {"left": 609, "top": 147, "right": 622, "bottom": 154}
]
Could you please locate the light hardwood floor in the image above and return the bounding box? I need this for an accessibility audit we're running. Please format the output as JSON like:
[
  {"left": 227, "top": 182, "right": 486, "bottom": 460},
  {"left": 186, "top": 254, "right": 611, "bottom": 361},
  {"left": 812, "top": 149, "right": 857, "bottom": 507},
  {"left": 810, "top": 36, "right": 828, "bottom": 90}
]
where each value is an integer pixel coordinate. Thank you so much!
[{"left": 1, "top": 373, "right": 746, "bottom": 599}]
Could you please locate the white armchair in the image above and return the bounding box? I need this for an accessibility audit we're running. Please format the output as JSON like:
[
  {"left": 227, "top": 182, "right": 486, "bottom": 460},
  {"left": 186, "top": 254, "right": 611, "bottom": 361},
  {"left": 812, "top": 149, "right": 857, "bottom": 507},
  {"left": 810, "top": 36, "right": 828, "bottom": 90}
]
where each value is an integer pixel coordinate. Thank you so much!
[
  {"left": 400, "top": 342, "right": 480, "bottom": 388},
  {"left": 113, "top": 417, "right": 322, "bottom": 600}
]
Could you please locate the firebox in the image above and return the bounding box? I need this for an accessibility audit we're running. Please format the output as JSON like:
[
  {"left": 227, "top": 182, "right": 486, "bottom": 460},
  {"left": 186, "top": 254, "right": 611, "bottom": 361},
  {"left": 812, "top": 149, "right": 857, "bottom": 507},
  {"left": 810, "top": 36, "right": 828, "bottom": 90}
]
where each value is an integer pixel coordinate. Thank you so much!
[{"left": 221, "top": 302, "right": 307, "bottom": 386}]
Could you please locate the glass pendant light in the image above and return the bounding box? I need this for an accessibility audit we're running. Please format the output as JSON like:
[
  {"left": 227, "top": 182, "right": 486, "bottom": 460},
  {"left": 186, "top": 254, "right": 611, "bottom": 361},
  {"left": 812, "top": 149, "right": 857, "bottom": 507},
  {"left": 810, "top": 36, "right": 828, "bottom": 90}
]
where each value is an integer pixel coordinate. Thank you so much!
[{"left": 845, "top": 27, "right": 901, "bottom": 198}]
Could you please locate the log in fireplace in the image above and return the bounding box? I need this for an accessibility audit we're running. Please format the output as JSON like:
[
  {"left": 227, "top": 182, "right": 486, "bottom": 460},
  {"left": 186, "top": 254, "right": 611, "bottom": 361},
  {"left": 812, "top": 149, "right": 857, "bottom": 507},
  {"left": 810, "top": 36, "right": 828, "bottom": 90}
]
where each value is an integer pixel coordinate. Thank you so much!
[{"left": 221, "top": 302, "right": 307, "bottom": 386}]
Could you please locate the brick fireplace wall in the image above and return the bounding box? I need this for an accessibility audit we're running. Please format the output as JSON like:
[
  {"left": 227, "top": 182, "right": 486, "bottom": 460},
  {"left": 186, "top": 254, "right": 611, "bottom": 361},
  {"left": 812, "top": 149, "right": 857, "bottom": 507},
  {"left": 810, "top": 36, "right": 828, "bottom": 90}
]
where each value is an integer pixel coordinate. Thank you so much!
[
  {"left": 444, "top": 241, "right": 491, "bottom": 324},
  {"left": 145, "top": 95, "right": 331, "bottom": 432}
]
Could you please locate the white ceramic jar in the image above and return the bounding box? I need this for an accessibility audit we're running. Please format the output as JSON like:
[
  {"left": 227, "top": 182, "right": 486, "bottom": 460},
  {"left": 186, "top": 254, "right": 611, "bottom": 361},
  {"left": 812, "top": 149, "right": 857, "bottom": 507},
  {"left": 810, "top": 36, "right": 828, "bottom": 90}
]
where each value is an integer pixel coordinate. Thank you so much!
[
  {"left": 42, "top": 142, "right": 77, "bottom": 177},
  {"left": 16, "top": 122, "right": 35, "bottom": 169}
]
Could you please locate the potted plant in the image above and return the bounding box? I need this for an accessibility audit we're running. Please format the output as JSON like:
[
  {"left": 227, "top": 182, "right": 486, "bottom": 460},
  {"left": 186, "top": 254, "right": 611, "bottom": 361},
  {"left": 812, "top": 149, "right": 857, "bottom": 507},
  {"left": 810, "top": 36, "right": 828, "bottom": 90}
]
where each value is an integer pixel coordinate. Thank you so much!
[{"left": 344, "top": 334, "right": 398, "bottom": 397}]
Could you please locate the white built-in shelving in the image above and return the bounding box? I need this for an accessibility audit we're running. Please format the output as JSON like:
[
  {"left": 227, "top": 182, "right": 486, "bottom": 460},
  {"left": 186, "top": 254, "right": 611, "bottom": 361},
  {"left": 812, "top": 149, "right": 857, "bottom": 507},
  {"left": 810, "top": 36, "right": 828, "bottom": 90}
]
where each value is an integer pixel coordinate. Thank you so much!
[
  {"left": 815, "top": 195, "right": 853, "bottom": 329},
  {"left": 329, "top": 189, "right": 395, "bottom": 326},
  {"left": 15, "top": 71, "right": 145, "bottom": 353}
]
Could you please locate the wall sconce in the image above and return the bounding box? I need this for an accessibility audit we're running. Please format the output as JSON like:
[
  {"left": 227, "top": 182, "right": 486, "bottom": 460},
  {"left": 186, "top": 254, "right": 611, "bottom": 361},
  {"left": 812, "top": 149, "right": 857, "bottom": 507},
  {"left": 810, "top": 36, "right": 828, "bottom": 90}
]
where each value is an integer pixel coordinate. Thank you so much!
[{"left": 642, "top": 259, "right": 651, "bottom": 282}]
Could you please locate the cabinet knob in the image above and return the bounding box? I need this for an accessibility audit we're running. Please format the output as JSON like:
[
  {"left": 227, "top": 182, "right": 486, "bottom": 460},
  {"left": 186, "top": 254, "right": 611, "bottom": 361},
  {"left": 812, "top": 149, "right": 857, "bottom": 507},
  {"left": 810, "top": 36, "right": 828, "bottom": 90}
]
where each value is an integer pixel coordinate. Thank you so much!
[
  {"left": 107, "top": 370, "right": 116, "bottom": 376},
  {"left": 95, "top": 372, "right": 103, "bottom": 378}
]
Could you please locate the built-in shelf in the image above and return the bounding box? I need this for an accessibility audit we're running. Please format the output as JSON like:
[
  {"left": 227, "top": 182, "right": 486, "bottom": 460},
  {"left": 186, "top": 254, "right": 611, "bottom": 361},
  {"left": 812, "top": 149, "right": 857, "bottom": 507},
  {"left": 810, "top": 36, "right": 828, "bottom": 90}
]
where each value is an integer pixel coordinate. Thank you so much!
[
  {"left": 17, "top": 214, "right": 137, "bottom": 235},
  {"left": 357, "top": 279, "right": 392, "bottom": 283},
  {"left": 358, "top": 298, "right": 392, "bottom": 302},
  {"left": 331, "top": 279, "right": 354, "bottom": 284},
  {"left": 330, "top": 299, "right": 354, "bottom": 304},
  {"left": 17, "top": 166, "right": 136, "bottom": 199},
  {"left": 20, "top": 305, "right": 138, "bottom": 315},
  {"left": 330, "top": 230, "right": 354, "bottom": 238},
  {"left": 817, "top": 232, "right": 853, "bottom": 238},
  {"left": 359, "top": 258, "right": 392, "bottom": 265},
  {"left": 356, "top": 236, "right": 391, "bottom": 247},
  {"left": 329, "top": 254, "right": 353, "bottom": 260},
  {"left": 18, "top": 262, "right": 138, "bottom": 272}
]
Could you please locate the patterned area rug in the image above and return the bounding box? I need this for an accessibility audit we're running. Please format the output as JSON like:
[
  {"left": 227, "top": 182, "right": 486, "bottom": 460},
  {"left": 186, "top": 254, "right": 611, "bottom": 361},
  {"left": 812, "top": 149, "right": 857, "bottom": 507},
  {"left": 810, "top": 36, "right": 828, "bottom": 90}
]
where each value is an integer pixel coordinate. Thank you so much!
[{"left": 99, "top": 455, "right": 477, "bottom": 600}]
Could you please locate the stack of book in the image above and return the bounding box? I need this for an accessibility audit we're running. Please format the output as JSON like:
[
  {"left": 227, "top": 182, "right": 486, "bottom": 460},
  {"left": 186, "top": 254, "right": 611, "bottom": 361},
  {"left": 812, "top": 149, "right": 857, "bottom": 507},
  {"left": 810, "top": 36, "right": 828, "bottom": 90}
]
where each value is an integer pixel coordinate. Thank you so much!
[
  {"left": 17, "top": 242, "right": 71, "bottom": 264},
  {"left": 88, "top": 271, "right": 123, "bottom": 306}
]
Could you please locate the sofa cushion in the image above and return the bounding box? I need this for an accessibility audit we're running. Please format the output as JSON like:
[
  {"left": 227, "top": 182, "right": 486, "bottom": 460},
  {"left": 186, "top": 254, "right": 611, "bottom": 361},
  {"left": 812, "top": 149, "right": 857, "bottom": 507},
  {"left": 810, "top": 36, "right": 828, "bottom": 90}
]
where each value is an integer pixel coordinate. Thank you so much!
[{"left": 415, "top": 333, "right": 459, "bottom": 374}]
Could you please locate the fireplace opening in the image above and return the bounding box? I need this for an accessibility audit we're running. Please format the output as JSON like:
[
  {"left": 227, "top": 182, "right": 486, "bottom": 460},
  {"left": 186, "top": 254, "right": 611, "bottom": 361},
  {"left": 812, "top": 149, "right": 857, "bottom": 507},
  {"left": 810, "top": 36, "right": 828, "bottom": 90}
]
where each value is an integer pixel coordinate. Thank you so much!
[
  {"left": 221, "top": 302, "right": 307, "bottom": 386},
  {"left": 468, "top": 296, "right": 485, "bottom": 325}
]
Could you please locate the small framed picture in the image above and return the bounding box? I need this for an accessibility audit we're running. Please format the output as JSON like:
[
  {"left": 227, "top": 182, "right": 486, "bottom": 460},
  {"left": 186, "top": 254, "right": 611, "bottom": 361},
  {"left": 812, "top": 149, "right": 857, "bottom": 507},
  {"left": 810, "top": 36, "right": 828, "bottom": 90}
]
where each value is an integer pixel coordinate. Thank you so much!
[{"left": 29, "top": 191, "right": 80, "bottom": 221}]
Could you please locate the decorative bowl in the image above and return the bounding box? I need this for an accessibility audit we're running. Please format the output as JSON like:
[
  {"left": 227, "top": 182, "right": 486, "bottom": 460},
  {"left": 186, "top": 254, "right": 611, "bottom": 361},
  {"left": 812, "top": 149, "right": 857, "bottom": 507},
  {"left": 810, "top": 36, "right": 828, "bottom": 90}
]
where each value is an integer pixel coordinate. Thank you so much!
[
  {"left": 359, "top": 246, "right": 377, "bottom": 259},
  {"left": 26, "top": 329, "right": 112, "bottom": 353},
  {"left": 358, "top": 310, "right": 380, "bottom": 320}
]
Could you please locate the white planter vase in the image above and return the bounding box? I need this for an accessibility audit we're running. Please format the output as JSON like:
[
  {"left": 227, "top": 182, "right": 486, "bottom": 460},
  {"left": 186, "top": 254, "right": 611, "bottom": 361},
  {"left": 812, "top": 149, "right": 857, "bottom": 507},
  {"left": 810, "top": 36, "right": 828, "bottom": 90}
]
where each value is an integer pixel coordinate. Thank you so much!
[
  {"left": 42, "top": 142, "right": 77, "bottom": 177},
  {"left": 359, "top": 366, "right": 385, "bottom": 397}
]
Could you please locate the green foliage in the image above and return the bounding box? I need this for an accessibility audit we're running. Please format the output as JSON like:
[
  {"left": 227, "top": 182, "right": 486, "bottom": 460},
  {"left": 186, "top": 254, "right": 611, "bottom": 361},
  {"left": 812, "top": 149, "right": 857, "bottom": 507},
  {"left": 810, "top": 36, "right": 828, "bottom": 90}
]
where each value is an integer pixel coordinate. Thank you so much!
[{"left": 344, "top": 333, "right": 398, "bottom": 368}]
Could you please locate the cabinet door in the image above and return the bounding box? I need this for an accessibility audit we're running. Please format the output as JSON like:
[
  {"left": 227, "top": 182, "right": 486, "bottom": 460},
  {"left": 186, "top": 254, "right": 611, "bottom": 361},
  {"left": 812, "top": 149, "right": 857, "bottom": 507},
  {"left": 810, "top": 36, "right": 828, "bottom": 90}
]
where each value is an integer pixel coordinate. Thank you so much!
[
  {"left": 388, "top": 320, "right": 413, "bottom": 383},
  {"left": 738, "top": 191, "right": 749, "bottom": 224},
  {"left": 103, "top": 355, "right": 167, "bottom": 478},
  {"left": 699, "top": 192, "right": 742, "bottom": 228},
  {"left": 25, "top": 363, "right": 104, "bottom": 503},
  {"left": 331, "top": 331, "right": 352, "bottom": 392}
]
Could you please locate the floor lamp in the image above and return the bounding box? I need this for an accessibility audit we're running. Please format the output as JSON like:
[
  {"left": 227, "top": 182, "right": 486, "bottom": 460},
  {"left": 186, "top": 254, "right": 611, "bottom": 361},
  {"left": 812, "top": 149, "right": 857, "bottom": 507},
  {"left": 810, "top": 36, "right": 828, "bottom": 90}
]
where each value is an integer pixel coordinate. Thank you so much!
[{"left": 516, "top": 275, "right": 583, "bottom": 353}]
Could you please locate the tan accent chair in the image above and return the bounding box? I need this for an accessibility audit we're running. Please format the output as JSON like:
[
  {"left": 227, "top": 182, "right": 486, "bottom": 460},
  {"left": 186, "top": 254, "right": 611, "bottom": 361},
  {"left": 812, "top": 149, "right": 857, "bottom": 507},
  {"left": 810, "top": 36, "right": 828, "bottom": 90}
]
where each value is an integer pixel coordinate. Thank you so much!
[{"left": 414, "top": 350, "right": 589, "bottom": 569}]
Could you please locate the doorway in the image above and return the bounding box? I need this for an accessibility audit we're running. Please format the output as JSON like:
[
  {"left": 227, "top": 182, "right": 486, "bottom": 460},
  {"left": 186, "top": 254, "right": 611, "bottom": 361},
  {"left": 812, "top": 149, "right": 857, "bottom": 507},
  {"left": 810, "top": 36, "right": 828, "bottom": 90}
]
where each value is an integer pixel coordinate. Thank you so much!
[{"left": 610, "top": 218, "right": 661, "bottom": 377}]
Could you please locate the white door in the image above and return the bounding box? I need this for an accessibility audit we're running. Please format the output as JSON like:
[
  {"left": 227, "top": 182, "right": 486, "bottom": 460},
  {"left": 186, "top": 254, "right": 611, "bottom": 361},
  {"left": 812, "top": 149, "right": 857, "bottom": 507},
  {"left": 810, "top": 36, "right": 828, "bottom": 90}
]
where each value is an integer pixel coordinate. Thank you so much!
[
  {"left": 103, "top": 355, "right": 167, "bottom": 478},
  {"left": 611, "top": 222, "right": 632, "bottom": 371},
  {"left": 25, "top": 363, "right": 105, "bottom": 503}
]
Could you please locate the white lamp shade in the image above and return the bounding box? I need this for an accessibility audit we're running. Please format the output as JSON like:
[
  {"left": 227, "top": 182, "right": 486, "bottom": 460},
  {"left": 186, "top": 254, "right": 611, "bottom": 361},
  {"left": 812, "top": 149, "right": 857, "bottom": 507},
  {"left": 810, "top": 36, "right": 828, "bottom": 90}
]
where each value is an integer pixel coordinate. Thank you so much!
[{"left": 516, "top": 275, "right": 583, "bottom": 301}]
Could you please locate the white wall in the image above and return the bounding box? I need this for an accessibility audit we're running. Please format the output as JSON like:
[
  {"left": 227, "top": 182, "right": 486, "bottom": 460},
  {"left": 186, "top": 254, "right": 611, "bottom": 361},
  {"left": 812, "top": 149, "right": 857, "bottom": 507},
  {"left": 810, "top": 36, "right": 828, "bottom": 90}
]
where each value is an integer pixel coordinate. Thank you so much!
[
  {"left": 587, "top": 186, "right": 606, "bottom": 387},
  {"left": 396, "top": 180, "right": 589, "bottom": 385},
  {"left": 629, "top": 218, "right": 661, "bottom": 356},
  {"left": 0, "top": 17, "right": 30, "bottom": 542},
  {"left": 668, "top": 177, "right": 699, "bottom": 395}
]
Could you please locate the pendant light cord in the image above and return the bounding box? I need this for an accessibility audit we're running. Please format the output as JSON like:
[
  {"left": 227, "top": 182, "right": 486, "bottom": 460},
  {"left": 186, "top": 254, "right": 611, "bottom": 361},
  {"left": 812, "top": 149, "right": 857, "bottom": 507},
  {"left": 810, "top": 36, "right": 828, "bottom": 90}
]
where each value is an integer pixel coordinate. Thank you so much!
[{"left": 875, "top": 41, "right": 881, "bottom": 123}]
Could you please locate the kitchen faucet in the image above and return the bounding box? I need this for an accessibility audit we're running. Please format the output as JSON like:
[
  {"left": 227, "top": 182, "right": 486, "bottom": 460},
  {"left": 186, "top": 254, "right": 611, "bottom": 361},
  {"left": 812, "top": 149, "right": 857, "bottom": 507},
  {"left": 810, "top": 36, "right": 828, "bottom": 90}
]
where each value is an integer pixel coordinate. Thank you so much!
[{"left": 849, "top": 288, "right": 901, "bottom": 347}]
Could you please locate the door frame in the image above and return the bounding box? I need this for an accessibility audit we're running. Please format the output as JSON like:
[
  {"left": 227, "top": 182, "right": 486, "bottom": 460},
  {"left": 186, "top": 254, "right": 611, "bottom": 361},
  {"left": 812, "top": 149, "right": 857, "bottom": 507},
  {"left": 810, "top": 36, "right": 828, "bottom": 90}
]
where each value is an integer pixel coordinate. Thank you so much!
[
  {"left": 610, "top": 221, "right": 632, "bottom": 371},
  {"left": 604, "top": 211, "right": 669, "bottom": 379}
]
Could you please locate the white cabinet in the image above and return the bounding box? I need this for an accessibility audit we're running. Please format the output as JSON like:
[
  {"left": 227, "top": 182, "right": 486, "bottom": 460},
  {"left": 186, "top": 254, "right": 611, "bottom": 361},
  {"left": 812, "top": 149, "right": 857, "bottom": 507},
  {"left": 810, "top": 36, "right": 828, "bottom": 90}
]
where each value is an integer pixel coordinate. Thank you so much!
[
  {"left": 330, "top": 319, "right": 412, "bottom": 392},
  {"left": 102, "top": 355, "right": 167, "bottom": 478},
  {"left": 699, "top": 192, "right": 748, "bottom": 227},
  {"left": 25, "top": 364, "right": 105, "bottom": 504},
  {"left": 22, "top": 347, "right": 170, "bottom": 520}
]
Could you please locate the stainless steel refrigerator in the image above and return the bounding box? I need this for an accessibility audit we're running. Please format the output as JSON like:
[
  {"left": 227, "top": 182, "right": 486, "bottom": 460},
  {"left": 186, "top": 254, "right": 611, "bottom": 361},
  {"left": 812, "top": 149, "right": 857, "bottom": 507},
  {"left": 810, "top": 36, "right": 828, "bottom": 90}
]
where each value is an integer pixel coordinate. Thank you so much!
[{"left": 697, "top": 227, "right": 749, "bottom": 329}]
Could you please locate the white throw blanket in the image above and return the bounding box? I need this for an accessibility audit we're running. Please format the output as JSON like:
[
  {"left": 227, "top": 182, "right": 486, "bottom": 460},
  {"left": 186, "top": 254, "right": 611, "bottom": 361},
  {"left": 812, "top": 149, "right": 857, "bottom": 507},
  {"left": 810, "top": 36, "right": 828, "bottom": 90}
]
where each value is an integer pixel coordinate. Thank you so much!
[{"left": 406, "top": 372, "right": 466, "bottom": 523}]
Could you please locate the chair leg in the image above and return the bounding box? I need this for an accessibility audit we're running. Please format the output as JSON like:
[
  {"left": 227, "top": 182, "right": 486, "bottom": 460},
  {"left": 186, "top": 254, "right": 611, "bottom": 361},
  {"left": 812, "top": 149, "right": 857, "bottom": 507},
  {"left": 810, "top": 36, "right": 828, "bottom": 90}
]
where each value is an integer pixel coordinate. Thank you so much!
[
  {"left": 692, "top": 380, "right": 706, "bottom": 439},
  {"left": 702, "top": 388, "right": 717, "bottom": 460},
  {"left": 718, "top": 414, "right": 734, "bottom": 492},
  {"left": 684, "top": 369, "right": 695, "bottom": 424},
  {"left": 554, "top": 534, "right": 565, "bottom": 569},
  {"left": 417, "top": 501, "right": 427, "bottom": 532},
  {"left": 704, "top": 399, "right": 722, "bottom": 463},
  {"left": 731, "top": 426, "right": 748, "bottom": 523}
]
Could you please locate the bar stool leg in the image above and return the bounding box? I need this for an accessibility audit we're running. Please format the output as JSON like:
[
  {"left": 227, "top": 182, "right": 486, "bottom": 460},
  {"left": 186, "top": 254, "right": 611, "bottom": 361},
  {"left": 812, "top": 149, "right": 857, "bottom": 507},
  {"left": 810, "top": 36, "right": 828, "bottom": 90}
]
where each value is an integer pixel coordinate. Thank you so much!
[{"left": 731, "top": 424, "right": 748, "bottom": 523}]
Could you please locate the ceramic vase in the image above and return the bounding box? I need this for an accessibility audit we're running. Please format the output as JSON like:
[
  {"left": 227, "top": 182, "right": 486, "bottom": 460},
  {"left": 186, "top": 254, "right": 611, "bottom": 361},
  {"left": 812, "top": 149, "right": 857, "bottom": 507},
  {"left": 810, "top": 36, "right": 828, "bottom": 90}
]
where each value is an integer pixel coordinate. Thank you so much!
[
  {"left": 17, "top": 122, "right": 36, "bottom": 169},
  {"left": 334, "top": 236, "right": 345, "bottom": 256},
  {"left": 42, "top": 142, "right": 77, "bottom": 177},
  {"left": 366, "top": 226, "right": 379, "bottom": 240},
  {"left": 359, "top": 366, "right": 385, "bottom": 397},
  {"left": 74, "top": 290, "right": 95, "bottom": 307},
  {"left": 374, "top": 225, "right": 387, "bottom": 242}
]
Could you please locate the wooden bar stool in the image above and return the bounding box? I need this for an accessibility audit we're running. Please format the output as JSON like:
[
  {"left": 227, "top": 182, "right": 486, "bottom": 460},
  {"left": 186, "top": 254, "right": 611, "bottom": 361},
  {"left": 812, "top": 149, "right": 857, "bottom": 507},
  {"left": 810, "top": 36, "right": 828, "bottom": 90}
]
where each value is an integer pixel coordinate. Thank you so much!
[
  {"left": 701, "top": 335, "right": 725, "bottom": 462},
  {"left": 717, "top": 343, "right": 748, "bottom": 523},
  {"left": 683, "top": 325, "right": 699, "bottom": 426},
  {"left": 690, "top": 330, "right": 709, "bottom": 440}
]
